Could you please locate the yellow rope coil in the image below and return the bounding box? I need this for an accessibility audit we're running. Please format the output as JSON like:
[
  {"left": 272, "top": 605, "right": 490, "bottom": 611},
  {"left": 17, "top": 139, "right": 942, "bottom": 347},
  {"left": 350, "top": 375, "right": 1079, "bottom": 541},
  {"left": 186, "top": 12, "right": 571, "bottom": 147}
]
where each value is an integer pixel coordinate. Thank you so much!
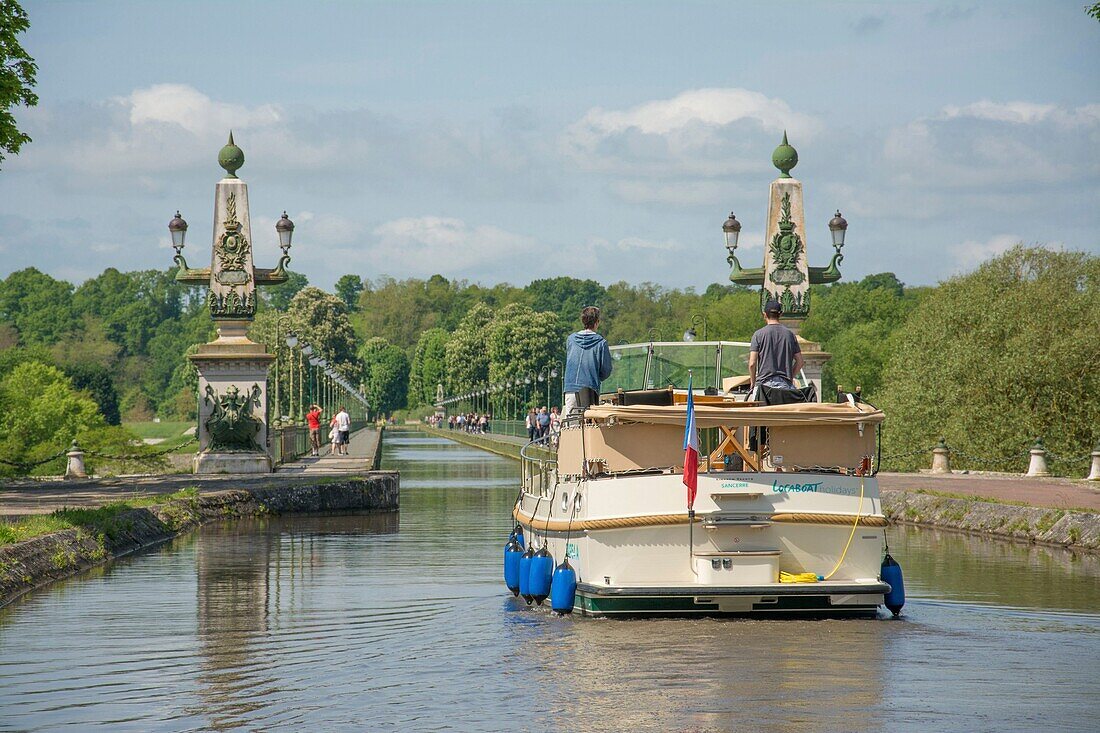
[{"left": 779, "top": 571, "right": 819, "bottom": 583}]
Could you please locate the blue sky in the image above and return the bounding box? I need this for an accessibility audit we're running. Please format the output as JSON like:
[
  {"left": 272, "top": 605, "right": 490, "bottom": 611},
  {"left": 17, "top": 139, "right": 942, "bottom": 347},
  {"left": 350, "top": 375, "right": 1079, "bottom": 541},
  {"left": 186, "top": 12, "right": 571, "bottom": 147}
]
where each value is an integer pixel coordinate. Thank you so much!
[{"left": 1, "top": 1, "right": 1097, "bottom": 290}]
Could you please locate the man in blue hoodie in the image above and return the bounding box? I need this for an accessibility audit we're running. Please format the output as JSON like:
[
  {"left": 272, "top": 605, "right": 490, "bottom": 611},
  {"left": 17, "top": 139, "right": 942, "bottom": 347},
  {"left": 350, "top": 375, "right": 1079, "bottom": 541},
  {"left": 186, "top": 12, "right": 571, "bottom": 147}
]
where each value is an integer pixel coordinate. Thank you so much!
[{"left": 563, "top": 306, "right": 612, "bottom": 418}]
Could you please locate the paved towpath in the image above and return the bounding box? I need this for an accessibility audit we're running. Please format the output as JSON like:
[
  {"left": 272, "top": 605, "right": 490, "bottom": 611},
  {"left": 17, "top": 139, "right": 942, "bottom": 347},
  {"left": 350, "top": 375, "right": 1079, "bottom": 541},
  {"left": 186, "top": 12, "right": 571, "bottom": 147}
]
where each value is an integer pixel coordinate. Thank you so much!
[
  {"left": 878, "top": 472, "right": 1100, "bottom": 512},
  {"left": 275, "top": 428, "right": 380, "bottom": 475},
  {"left": 0, "top": 428, "right": 383, "bottom": 519}
]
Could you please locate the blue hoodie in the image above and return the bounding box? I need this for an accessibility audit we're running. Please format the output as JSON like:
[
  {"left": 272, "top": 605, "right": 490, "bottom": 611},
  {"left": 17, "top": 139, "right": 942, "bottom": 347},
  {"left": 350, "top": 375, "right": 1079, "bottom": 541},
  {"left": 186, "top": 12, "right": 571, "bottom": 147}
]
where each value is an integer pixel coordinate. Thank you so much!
[{"left": 564, "top": 330, "right": 612, "bottom": 393}]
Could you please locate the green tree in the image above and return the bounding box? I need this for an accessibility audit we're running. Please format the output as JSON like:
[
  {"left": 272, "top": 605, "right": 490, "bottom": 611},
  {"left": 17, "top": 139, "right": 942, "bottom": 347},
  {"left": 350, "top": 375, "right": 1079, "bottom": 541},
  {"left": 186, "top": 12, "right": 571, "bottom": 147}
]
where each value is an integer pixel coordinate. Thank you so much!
[
  {"left": 73, "top": 268, "right": 182, "bottom": 356},
  {"left": 285, "top": 286, "right": 360, "bottom": 376},
  {"left": 261, "top": 271, "right": 309, "bottom": 311},
  {"left": 524, "top": 277, "right": 607, "bottom": 333},
  {"left": 0, "top": 268, "right": 76, "bottom": 346},
  {"left": 334, "top": 274, "right": 364, "bottom": 312},
  {"left": 877, "top": 246, "right": 1099, "bottom": 473},
  {"left": 407, "top": 327, "right": 448, "bottom": 407},
  {"left": 63, "top": 361, "right": 120, "bottom": 425},
  {"left": 359, "top": 336, "right": 409, "bottom": 416},
  {"left": 354, "top": 274, "right": 526, "bottom": 351},
  {"left": 444, "top": 303, "right": 494, "bottom": 394},
  {"left": 0, "top": 0, "right": 37, "bottom": 167},
  {"left": 487, "top": 304, "right": 561, "bottom": 413},
  {"left": 0, "top": 360, "right": 153, "bottom": 476}
]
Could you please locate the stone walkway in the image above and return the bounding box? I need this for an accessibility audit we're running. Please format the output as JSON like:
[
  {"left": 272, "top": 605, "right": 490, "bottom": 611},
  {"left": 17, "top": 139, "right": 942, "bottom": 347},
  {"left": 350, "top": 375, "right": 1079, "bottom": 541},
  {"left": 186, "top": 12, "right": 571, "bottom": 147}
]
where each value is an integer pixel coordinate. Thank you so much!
[
  {"left": 275, "top": 428, "right": 381, "bottom": 474},
  {"left": 0, "top": 428, "right": 384, "bottom": 519},
  {"left": 879, "top": 471, "right": 1100, "bottom": 512}
]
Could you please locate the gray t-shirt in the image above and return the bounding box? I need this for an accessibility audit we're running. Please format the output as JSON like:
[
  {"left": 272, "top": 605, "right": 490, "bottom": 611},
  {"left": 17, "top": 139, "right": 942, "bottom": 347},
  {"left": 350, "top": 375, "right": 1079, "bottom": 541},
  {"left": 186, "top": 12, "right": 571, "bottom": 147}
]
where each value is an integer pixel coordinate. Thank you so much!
[{"left": 750, "top": 323, "right": 801, "bottom": 385}]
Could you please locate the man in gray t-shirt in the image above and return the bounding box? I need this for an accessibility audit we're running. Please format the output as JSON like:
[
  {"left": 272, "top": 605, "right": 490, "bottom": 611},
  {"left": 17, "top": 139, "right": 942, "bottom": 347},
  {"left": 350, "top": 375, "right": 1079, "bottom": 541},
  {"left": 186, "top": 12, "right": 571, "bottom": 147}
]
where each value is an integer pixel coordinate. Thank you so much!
[{"left": 749, "top": 300, "right": 804, "bottom": 389}]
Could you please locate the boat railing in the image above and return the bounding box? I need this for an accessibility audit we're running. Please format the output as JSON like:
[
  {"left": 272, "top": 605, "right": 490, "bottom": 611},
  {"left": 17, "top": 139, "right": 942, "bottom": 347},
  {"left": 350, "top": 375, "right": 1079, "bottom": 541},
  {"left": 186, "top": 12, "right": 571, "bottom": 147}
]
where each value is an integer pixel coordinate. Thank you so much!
[{"left": 520, "top": 433, "right": 557, "bottom": 497}]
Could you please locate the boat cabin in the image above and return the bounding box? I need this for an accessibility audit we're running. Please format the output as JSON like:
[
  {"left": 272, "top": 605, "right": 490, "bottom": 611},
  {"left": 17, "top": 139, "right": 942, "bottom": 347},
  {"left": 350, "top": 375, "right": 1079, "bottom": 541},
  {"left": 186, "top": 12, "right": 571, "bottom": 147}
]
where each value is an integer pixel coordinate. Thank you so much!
[{"left": 553, "top": 341, "right": 881, "bottom": 480}]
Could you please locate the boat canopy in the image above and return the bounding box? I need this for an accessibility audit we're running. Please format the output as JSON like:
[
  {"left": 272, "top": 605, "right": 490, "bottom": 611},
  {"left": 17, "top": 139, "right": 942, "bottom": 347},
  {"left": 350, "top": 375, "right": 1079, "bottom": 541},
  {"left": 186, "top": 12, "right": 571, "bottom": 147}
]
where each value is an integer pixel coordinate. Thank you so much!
[
  {"left": 606, "top": 341, "right": 754, "bottom": 393},
  {"left": 582, "top": 401, "right": 884, "bottom": 429}
]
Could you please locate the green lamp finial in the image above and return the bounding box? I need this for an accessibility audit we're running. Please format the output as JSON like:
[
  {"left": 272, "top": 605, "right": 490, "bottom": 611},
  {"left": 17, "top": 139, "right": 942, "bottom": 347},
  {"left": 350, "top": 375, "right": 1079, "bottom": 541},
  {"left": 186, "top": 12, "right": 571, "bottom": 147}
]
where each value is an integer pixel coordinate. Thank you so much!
[
  {"left": 218, "top": 131, "right": 245, "bottom": 178},
  {"left": 772, "top": 130, "right": 798, "bottom": 178}
]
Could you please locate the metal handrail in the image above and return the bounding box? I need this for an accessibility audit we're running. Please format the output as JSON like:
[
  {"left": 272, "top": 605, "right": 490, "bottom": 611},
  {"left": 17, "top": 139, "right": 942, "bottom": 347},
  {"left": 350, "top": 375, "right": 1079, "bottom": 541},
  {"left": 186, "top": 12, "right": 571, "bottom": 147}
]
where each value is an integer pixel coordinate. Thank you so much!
[{"left": 520, "top": 433, "right": 557, "bottom": 497}]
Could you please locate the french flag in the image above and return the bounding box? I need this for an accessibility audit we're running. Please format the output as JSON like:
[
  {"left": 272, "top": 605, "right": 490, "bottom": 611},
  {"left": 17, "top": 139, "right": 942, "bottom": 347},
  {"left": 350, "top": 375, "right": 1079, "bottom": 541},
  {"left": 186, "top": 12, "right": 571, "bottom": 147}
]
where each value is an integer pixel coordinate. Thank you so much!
[{"left": 683, "top": 373, "right": 699, "bottom": 511}]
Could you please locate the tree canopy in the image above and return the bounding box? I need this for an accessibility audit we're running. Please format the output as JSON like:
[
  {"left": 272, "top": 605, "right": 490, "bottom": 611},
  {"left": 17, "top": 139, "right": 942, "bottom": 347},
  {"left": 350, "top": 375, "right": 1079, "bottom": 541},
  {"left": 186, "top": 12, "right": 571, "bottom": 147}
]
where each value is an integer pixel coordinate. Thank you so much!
[
  {"left": 878, "top": 246, "right": 1098, "bottom": 472},
  {"left": 0, "top": 0, "right": 37, "bottom": 167},
  {"left": 359, "top": 337, "right": 409, "bottom": 416}
]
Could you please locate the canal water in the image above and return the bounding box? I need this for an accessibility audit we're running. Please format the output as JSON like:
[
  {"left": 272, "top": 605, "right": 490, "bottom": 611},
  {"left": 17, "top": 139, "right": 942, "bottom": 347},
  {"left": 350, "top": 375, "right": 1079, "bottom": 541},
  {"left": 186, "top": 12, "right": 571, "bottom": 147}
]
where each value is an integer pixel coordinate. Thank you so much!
[{"left": 1, "top": 431, "right": 1098, "bottom": 732}]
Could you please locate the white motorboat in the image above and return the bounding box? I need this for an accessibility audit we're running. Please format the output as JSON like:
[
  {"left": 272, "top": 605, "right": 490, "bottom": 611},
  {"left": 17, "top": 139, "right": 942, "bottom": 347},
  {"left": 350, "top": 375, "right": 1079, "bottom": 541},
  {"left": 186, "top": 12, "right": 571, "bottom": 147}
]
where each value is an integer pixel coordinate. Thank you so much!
[{"left": 507, "top": 341, "right": 900, "bottom": 617}]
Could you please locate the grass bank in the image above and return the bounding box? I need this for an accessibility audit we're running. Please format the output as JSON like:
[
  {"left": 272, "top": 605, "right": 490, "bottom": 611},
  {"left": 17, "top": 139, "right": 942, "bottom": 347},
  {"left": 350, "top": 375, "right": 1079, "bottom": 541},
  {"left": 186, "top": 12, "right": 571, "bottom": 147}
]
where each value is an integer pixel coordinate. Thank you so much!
[
  {"left": 0, "top": 488, "right": 200, "bottom": 548},
  {"left": 0, "top": 474, "right": 399, "bottom": 608}
]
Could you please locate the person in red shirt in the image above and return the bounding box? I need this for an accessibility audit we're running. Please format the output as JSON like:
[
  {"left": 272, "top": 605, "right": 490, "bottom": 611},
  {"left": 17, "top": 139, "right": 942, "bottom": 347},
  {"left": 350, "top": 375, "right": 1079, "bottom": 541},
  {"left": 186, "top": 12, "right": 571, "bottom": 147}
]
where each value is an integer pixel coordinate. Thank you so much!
[{"left": 306, "top": 404, "right": 323, "bottom": 456}]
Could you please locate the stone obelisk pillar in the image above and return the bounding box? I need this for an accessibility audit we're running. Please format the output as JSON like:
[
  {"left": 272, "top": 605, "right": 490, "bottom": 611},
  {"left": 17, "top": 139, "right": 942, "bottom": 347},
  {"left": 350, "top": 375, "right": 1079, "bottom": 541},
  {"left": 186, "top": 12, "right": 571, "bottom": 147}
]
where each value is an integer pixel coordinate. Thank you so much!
[
  {"left": 189, "top": 135, "right": 275, "bottom": 473},
  {"left": 761, "top": 134, "right": 829, "bottom": 400}
]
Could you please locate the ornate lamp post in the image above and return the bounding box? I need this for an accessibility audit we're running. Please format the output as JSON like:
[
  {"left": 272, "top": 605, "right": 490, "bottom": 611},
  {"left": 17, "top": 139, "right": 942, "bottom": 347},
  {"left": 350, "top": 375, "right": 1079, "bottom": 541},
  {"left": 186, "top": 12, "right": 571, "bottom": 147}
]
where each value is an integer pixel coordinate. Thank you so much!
[
  {"left": 539, "top": 362, "right": 562, "bottom": 409},
  {"left": 284, "top": 331, "right": 299, "bottom": 422},
  {"left": 683, "top": 313, "right": 708, "bottom": 342},
  {"left": 171, "top": 133, "right": 297, "bottom": 473}
]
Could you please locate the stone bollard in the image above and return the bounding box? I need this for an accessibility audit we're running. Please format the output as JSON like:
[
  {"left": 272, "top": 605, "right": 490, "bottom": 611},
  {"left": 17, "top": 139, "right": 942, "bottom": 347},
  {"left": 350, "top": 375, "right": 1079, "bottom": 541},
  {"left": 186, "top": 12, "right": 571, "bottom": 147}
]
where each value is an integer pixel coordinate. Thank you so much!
[
  {"left": 1087, "top": 441, "right": 1100, "bottom": 482},
  {"left": 1025, "top": 437, "right": 1050, "bottom": 478},
  {"left": 64, "top": 440, "right": 88, "bottom": 479},
  {"left": 931, "top": 437, "right": 951, "bottom": 474}
]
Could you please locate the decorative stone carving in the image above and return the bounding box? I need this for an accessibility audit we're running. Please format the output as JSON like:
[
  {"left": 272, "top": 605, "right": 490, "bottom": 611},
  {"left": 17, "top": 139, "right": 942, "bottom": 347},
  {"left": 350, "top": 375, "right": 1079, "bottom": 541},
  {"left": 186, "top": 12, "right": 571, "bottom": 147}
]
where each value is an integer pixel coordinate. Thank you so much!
[{"left": 203, "top": 384, "right": 263, "bottom": 452}]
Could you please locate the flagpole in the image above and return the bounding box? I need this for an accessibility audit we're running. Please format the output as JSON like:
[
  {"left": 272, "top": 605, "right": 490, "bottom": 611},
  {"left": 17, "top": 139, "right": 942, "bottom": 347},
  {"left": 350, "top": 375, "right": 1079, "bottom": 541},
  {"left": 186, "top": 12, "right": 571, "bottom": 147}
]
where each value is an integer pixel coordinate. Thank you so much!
[{"left": 686, "top": 370, "right": 698, "bottom": 577}]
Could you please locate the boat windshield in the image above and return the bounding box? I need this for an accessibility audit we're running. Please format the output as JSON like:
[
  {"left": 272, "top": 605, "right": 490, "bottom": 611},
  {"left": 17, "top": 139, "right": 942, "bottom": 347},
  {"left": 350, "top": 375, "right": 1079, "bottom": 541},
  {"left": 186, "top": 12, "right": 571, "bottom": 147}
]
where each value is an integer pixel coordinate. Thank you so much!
[{"left": 607, "top": 341, "right": 751, "bottom": 392}]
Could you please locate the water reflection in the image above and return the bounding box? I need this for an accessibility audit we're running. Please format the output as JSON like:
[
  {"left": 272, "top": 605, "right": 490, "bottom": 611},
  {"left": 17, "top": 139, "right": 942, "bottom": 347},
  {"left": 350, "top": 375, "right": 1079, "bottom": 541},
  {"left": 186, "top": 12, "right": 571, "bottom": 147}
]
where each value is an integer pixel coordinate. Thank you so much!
[
  {"left": 0, "top": 432, "right": 1096, "bottom": 732},
  {"left": 191, "top": 514, "right": 399, "bottom": 729}
]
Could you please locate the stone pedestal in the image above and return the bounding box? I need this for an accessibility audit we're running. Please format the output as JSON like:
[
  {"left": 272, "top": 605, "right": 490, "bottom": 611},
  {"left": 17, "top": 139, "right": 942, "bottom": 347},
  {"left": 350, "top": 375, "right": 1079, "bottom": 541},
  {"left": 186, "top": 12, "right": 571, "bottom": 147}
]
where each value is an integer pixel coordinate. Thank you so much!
[
  {"left": 190, "top": 321, "right": 275, "bottom": 474},
  {"left": 931, "top": 440, "right": 952, "bottom": 474},
  {"left": 64, "top": 441, "right": 87, "bottom": 479},
  {"left": 794, "top": 334, "right": 830, "bottom": 403},
  {"left": 1025, "top": 439, "right": 1050, "bottom": 478}
]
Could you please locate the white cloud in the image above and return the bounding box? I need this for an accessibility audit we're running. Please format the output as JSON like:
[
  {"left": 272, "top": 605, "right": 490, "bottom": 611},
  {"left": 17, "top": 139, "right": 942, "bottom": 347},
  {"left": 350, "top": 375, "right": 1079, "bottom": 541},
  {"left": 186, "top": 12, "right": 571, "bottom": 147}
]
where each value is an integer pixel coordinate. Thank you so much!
[
  {"left": 126, "top": 84, "right": 282, "bottom": 138},
  {"left": 571, "top": 88, "right": 817, "bottom": 140},
  {"left": 942, "top": 100, "right": 1100, "bottom": 127},
  {"left": 563, "top": 88, "right": 820, "bottom": 178},
  {"left": 614, "top": 236, "right": 681, "bottom": 252},
  {"left": 883, "top": 99, "right": 1100, "bottom": 188},
  {"left": 951, "top": 234, "right": 1022, "bottom": 270},
  {"left": 327, "top": 216, "right": 539, "bottom": 279}
]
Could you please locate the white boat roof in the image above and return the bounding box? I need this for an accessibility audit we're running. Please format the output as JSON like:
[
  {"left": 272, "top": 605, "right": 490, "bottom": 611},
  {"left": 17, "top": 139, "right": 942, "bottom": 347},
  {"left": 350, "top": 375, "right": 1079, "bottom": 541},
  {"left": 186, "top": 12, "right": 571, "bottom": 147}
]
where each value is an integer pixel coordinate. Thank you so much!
[{"left": 583, "top": 401, "right": 884, "bottom": 429}]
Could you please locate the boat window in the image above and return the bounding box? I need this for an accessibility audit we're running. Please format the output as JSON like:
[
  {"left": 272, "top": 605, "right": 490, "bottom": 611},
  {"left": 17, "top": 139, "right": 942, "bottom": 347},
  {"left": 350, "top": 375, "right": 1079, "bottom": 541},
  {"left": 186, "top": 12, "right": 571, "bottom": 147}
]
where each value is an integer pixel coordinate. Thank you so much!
[
  {"left": 607, "top": 341, "right": 752, "bottom": 394},
  {"left": 606, "top": 344, "right": 650, "bottom": 392}
]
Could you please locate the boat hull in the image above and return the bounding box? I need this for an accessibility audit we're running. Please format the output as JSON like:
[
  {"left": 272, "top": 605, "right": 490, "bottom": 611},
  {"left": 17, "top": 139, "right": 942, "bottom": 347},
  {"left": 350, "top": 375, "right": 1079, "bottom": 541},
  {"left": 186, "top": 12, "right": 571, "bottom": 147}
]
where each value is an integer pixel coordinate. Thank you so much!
[
  {"left": 574, "top": 581, "right": 888, "bottom": 617},
  {"left": 515, "top": 471, "right": 890, "bottom": 617}
]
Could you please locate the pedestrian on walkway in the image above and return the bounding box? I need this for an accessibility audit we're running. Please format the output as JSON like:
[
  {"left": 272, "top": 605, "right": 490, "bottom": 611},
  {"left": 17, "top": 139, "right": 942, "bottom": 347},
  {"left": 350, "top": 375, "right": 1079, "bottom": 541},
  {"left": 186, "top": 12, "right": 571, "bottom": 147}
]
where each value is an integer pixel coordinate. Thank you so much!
[
  {"left": 335, "top": 405, "right": 351, "bottom": 455},
  {"left": 564, "top": 306, "right": 612, "bottom": 418},
  {"left": 537, "top": 406, "right": 550, "bottom": 438},
  {"left": 328, "top": 414, "right": 340, "bottom": 456},
  {"left": 526, "top": 408, "right": 537, "bottom": 441},
  {"left": 306, "top": 404, "right": 323, "bottom": 456}
]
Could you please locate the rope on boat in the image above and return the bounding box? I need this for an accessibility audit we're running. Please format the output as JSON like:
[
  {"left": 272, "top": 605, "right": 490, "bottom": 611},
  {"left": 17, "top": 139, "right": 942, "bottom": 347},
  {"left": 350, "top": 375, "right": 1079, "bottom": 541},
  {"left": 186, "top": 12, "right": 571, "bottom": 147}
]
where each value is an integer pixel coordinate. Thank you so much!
[
  {"left": 770, "top": 513, "right": 888, "bottom": 527},
  {"left": 821, "top": 476, "right": 865, "bottom": 581},
  {"left": 513, "top": 506, "right": 888, "bottom": 532}
]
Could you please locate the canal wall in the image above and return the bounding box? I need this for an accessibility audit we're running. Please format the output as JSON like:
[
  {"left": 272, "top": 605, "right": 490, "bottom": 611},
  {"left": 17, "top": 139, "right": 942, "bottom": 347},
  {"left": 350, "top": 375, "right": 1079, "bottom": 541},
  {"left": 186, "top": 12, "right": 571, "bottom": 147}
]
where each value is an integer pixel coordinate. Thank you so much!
[
  {"left": 0, "top": 473, "right": 398, "bottom": 608},
  {"left": 420, "top": 425, "right": 524, "bottom": 460},
  {"left": 882, "top": 490, "right": 1100, "bottom": 553}
]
